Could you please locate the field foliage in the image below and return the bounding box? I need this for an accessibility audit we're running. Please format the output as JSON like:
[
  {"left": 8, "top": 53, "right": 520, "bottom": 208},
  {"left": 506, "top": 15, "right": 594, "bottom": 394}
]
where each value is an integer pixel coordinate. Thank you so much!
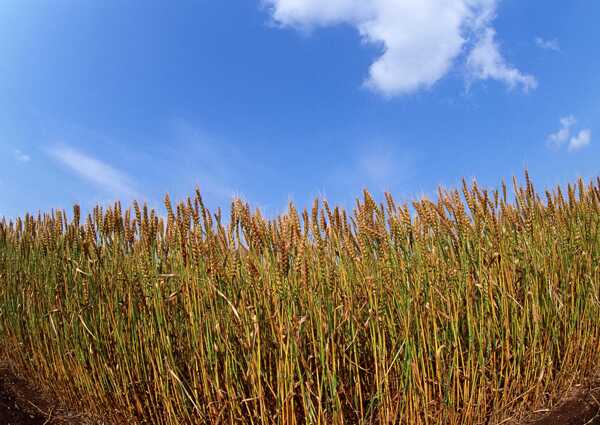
[{"left": 1, "top": 173, "right": 599, "bottom": 424}]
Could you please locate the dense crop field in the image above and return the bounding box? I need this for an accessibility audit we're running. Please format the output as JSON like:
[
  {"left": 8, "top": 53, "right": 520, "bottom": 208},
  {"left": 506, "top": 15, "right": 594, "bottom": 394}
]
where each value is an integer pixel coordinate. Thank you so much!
[{"left": 0, "top": 173, "right": 599, "bottom": 424}]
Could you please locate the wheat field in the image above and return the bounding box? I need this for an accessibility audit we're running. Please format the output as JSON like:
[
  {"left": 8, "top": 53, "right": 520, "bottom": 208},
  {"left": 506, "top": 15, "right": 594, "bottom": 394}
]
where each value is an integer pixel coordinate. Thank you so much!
[{"left": 1, "top": 173, "right": 599, "bottom": 424}]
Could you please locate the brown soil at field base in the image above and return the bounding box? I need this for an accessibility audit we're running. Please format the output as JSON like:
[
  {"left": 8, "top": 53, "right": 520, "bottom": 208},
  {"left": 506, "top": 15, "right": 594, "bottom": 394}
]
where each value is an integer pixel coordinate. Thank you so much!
[
  {"left": 525, "top": 378, "right": 600, "bottom": 425},
  {"left": 0, "top": 367, "right": 86, "bottom": 425},
  {"left": 0, "top": 369, "right": 598, "bottom": 425},
  {"left": 0, "top": 372, "right": 46, "bottom": 425}
]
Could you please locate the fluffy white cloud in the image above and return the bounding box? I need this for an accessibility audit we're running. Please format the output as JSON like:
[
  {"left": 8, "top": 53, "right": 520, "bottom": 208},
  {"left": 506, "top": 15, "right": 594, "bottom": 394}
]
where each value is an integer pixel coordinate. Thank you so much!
[
  {"left": 49, "top": 145, "right": 140, "bottom": 198},
  {"left": 467, "top": 28, "right": 537, "bottom": 91},
  {"left": 547, "top": 116, "right": 591, "bottom": 152},
  {"left": 264, "top": 0, "right": 534, "bottom": 96},
  {"left": 535, "top": 37, "right": 560, "bottom": 52},
  {"left": 547, "top": 115, "right": 576, "bottom": 147},
  {"left": 568, "top": 129, "right": 592, "bottom": 151}
]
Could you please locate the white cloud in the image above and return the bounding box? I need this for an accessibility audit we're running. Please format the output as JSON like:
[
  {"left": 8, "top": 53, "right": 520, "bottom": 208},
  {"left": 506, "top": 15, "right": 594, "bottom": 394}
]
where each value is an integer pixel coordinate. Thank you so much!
[
  {"left": 466, "top": 28, "right": 537, "bottom": 92},
  {"left": 547, "top": 116, "right": 591, "bottom": 152},
  {"left": 547, "top": 115, "right": 576, "bottom": 148},
  {"left": 535, "top": 37, "right": 560, "bottom": 52},
  {"left": 14, "top": 149, "right": 31, "bottom": 162},
  {"left": 568, "top": 129, "right": 592, "bottom": 151},
  {"left": 264, "top": 0, "right": 535, "bottom": 96},
  {"left": 49, "top": 145, "right": 140, "bottom": 198}
]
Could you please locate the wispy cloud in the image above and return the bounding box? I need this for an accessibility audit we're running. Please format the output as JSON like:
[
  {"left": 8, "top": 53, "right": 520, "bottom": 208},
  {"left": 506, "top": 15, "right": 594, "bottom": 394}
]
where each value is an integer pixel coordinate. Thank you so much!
[
  {"left": 568, "top": 129, "right": 592, "bottom": 152},
  {"left": 264, "top": 0, "right": 535, "bottom": 96},
  {"left": 467, "top": 28, "right": 537, "bottom": 92},
  {"left": 535, "top": 37, "right": 560, "bottom": 52},
  {"left": 359, "top": 151, "right": 397, "bottom": 185},
  {"left": 49, "top": 145, "right": 140, "bottom": 198},
  {"left": 547, "top": 116, "right": 592, "bottom": 152},
  {"left": 169, "top": 120, "right": 243, "bottom": 202},
  {"left": 14, "top": 149, "right": 31, "bottom": 163},
  {"left": 327, "top": 142, "right": 417, "bottom": 198}
]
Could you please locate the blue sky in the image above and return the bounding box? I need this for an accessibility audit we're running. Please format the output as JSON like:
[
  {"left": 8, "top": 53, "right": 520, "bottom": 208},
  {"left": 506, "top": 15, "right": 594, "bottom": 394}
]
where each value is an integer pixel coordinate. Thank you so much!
[{"left": 1, "top": 1, "right": 598, "bottom": 218}]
